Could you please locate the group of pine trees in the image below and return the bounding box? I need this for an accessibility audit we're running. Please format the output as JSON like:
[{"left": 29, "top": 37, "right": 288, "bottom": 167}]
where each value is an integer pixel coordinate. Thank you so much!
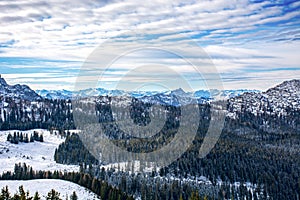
[
  {"left": 7, "top": 131, "right": 43, "bottom": 144},
  {"left": 0, "top": 163, "right": 134, "bottom": 200},
  {"left": 0, "top": 185, "right": 78, "bottom": 200},
  {"left": 1, "top": 95, "right": 299, "bottom": 199},
  {"left": 0, "top": 97, "right": 74, "bottom": 131},
  {"left": 54, "top": 133, "right": 98, "bottom": 165},
  {"left": 54, "top": 121, "right": 299, "bottom": 199}
]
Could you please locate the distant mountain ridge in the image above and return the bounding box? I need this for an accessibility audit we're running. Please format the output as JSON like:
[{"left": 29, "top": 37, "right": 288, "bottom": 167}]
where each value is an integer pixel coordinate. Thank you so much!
[
  {"left": 0, "top": 76, "right": 299, "bottom": 134},
  {"left": 0, "top": 77, "right": 41, "bottom": 101},
  {"left": 36, "top": 87, "right": 259, "bottom": 102},
  {"left": 0, "top": 75, "right": 259, "bottom": 107}
]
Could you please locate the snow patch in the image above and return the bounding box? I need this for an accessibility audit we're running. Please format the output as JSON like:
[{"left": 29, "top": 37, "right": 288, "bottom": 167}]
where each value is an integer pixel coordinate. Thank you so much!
[
  {"left": 0, "top": 179, "right": 100, "bottom": 200},
  {"left": 0, "top": 129, "right": 79, "bottom": 174}
]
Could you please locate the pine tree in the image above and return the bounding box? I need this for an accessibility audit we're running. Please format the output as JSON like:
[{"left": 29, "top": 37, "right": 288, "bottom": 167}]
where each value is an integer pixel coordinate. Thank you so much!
[
  {"left": 7, "top": 133, "right": 12, "bottom": 142},
  {"left": 13, "top": 132, "right": 18, "bottom": 144},
  {"left": 33, "top": 191, "right": 41, "bottom": 200},
  {"left": 70, "top": 191, "right": 78, "bottom": 200},
  {"left": 19, "top": 185, "right": 26, "bottom": 200},
  {"left": 24, "top": 134, "right": 29, "bottom": 143},
  {"left": 46, "top": 189, "right": 61, "bottom": 200},
  {"left": 39, "top": 134, "right": 44, "bottom": 142},
  {"left": 30, "top": 134, "right": 34, "bottom": 143},
  {"left": 33, "top": 131, "right": 39, "bottom": 141},
  {"left": 20, "top": 132, "right": 24, "bottom": 142},
  {"left": 0, "top": 186, "right": 10, "bottom": 200}
]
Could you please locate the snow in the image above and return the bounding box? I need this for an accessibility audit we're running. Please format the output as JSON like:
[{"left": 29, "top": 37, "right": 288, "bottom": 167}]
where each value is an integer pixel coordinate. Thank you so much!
[
  {"left": 0, "top": 129, "right": 79, "bottom": 174},
  {"left": 36, "top": 86, "right": 259, "bottom": 106},
  {"left": 227, "top": 79, "right": 300, "bottom": 118},
  {"left": 100, "top": 160, "right": 157, "bottom": 173},
  {"left": 0, "top": 179, "right": 100, "bottom": 200}
]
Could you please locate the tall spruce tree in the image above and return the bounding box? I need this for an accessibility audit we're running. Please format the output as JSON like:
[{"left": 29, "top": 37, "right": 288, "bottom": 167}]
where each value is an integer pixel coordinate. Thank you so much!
[
  {"left": 70, "top": 191, "right": 78, "bottom": 200},
  {"left": 0, "top": 186, "right": 10, "bottom": 200},
  {"left": 33, "top": 191, "right": 41, "bottom": 200},
  {"left": 46, "top": 189, "right": 61, "bottom": 200}
]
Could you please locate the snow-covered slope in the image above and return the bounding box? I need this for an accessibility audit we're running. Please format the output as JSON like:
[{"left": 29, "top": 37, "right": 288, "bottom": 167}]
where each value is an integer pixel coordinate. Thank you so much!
[
  {"left": 0, "top": 179, "right": 100, "bottom": 200},
  {"left": 0, "top": 129, "right": 79, "bottom": 173},
  {"left": 228, "top": 79, "right": 300, "bottom": 118},
  {"left": 0, "top": 77, "right": 41, "bottom": 101}
]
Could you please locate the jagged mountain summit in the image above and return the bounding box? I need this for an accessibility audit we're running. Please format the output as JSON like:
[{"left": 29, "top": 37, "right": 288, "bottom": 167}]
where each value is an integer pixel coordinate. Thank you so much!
[
  {"left": 226, "top": 79, "right": 300, "bottom": 136},
  {"left": 0, "top": 76, "right": 41, "bottom": 101},
  {"left": 228, "top": 79, "right": 300, "bottom": 118},
  {"left": 36, "top": 86, "right": 259, "bottom": 103}
]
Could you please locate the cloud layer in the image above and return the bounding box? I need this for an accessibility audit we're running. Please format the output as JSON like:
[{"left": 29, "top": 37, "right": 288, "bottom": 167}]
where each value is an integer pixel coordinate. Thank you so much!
[{"left": 0, "top": 0, "right": 299, "bottom": 90}]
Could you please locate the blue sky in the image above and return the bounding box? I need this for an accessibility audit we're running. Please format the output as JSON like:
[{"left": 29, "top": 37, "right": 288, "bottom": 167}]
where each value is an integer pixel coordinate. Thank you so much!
[{"left": 0, "top": 0, "right": 299, "bottom": 91}]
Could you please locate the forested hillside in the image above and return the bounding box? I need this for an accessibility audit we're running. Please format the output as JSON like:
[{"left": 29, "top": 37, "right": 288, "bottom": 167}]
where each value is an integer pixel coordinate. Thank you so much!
[{"left": 1, "top": 77, "right": 299, "bottom": 199}]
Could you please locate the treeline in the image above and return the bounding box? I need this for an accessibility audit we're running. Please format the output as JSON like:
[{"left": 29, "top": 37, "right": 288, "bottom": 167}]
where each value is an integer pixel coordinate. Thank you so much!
[
  {"left": 54, "top": 121, "right": 300, "bottom": 199},
  {"left": 7, "top": 131, "right": 43, "bottom": 144},
  {"left": 0, "top": 97, "right": 74, "bottom": 131},
  {"left": 227, "top": 97, "right": 300, "bottom": 136},
  {"left": 54, "top": 133, "right": 98, "bottom": 165},
  {"left": 0, "top": 185, "right": 78, "bottom": 200},
  {"left": 0, "top": 163, "right": 133, "bottom": 200},
  {"left": 164, "top": 131, "right": 300, "bottom": 200}
]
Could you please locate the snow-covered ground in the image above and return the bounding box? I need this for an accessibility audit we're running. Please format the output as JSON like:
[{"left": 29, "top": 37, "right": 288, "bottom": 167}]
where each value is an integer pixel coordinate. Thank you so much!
[
  {"left": 0, "top": 179, "right": 100, "bottom": 200},
  {"left": 0, "top": 129, "right": 79, "bottom": 173},
  {"left": 100, "top": 160, "right": 157, "bottom": 173}
]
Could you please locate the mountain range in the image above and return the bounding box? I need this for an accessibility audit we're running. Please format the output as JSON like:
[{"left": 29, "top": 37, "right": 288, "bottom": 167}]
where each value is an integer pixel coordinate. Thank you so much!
[
  {"left": 0, "top": 76, "right": 299, "bottom": 112},
  {"left": 0, "top": 75, "right": 261, "bottom": 104},
  {"left": 35, "top": 86, "right": 259, "bottom": 102},
  {"left": 0, "top": 77, "right": 299, "bottom": 200}
]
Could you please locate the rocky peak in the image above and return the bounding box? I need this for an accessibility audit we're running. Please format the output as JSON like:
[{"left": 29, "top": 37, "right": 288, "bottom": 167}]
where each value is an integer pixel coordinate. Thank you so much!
[
  {"left": 0, "top": 76, "right": 42, "bottom": 101},
  {"left": 228, "top": 79, "right": 300, "bottom": 119}
]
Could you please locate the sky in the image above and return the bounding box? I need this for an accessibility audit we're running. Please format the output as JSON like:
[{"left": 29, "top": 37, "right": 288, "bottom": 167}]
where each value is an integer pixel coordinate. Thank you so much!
[{"left": 0, "top": 0, "right": 299, "bottom": 91}]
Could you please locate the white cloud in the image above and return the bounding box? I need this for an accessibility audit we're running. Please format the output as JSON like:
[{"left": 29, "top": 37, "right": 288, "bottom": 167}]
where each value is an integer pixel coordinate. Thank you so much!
[{"left": 0, "top": 0, "right": 299, "bottom": 90}]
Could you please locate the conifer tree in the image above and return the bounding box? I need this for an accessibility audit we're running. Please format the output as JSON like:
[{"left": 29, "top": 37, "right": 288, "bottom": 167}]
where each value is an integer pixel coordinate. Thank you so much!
[
  {"left": 20, "top": 132, "right": 24, "bottom": 142},
  {"left": 24, "top": 134, "right": 29, "bottom": 143},
  {"left": 30, "top": 134, "right": 34, "bottom": 143},
  {"left": 70, "top": 191, "right": 78, "bottom": 200},
  {"left": 19, "top": 185, "right": 26, "bottom": 200},
  {"left": 33, "top": 191, "right": 41, "bottom": 200},
  {"left": 0, "top": 186, "right": 10, "bottom": 200},
  {"left": 46, "top": 189, "right": 61, "bottom": 200},
  {"left": 7, "top": 133, "right": 12, "bottom": 142},
  {"left": 39, "top": 134, "right": 44, "bottom": 142}
]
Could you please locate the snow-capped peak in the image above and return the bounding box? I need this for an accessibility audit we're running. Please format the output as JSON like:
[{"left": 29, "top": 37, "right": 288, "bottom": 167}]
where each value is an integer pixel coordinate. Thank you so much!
[
  {"left": 0, "top": 77, "right": 41, "bottom": 101},
  {"left": 228, "top": 79, "right": 300, "bottom": 119}
]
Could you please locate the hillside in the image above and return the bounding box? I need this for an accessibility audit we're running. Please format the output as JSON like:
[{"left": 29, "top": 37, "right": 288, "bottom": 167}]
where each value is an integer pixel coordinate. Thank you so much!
[
  {"left": 227, "top": 79, "right": 300, "bottom": 136},
  {"left": 0, "top": 129, "right": 79, "bottom": 173},
  {"left": 0, "top": 77, "right": 41, "bottom": 101},
  {"left": 0, "top": 179, "right": 100, "bottom": 200}
]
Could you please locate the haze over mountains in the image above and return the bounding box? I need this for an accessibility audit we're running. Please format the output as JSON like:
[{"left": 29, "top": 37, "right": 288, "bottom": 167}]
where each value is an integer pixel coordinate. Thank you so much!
[
  {"left": 36, "top": 87, "right": 259, "bottom": 101},
  {"left": 0, "top": 76, "right": 299, "bottom": 135}
]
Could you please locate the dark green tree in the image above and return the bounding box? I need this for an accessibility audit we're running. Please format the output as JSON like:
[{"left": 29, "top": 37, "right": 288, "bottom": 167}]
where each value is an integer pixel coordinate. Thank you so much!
[
  {"left": 70, "top": 191, "right": 78, "bottom": 200},
  {"left": 33, "top": 191, "right": 41, "bottom": 200},
  {"left": 46, "top": 189, "right": 61, "bottom": 200},
  {"left": 0, "top": 186, "right": 10, "bottom": 200}
]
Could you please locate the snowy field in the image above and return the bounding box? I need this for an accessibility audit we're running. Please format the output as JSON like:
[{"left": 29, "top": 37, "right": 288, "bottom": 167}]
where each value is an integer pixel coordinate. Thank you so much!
[
  {"left": 0, "top": 179, "right": 100, "bottom": 200},
  {"left": 0, "top": 129, "right": 79, "bottom": 173}
]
